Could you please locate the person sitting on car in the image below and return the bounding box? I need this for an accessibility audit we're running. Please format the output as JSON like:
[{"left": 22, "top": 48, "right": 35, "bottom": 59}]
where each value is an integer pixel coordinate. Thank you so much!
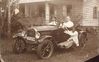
[
  {"left": 60, "top": 16, "right": 79, "bottom": 47},
  {"left": 61, "top": 16, "right": 74, "bottom": 29},
  {"left": 49, "top": 16, "right": 57, "bottom": 25}
]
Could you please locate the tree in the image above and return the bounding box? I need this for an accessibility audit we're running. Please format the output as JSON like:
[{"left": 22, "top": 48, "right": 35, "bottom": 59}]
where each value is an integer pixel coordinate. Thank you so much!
[
  {"left": 0, "top": 0, "right": 20, "bottom": 38},
  {"left": 7, "top": 0, "right": 19, "bottom": 37}
]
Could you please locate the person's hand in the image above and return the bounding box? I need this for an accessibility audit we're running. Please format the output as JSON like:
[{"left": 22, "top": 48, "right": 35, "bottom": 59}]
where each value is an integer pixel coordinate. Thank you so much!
[
  {"left": 72, "top": 27, "right": 76, "bottom": 32},
  {"left": 64, "top": 30, "right": 68, "bottom": 34},
  {"left": 64, "top": 27, "right": 69, "bottom": 31}
]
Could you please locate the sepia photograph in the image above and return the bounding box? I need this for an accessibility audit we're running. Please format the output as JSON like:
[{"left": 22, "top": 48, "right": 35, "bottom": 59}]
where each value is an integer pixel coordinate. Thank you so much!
[{"left": 0, "top": 0, "right": 99, "bottom": 62}]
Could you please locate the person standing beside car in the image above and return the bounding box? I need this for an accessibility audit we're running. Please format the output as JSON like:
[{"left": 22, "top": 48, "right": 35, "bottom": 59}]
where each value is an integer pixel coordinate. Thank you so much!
[{"left": 11, "top": 8, "right": 24, "bottom": 34}]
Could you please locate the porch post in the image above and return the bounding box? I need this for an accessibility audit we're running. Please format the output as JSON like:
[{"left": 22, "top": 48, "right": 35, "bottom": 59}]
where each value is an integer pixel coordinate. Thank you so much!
[
  {"left": 62, "top": 5, "right": 67, "bottom": 17},
  {"left": 25, "top": 4, "right": 29, "bottom": 17},
  {"left": 45, "top": 2, "right": 50, "bottom": 24},
  {"left": 82, "top": 0, "right": 86, "bottom": 26},
  {"left": 98, "top": 7, "right": 99, "bottom": 26}
]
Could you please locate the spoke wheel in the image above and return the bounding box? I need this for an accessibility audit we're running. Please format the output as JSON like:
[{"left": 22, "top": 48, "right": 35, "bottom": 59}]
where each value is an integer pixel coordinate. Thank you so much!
[
  {"left": 79, "top": 33, "right": 86, "bottom": 48},
  {"left": 13, "top": 38, "right": 26, "bottom": 54},
  {"left": 36, "top": 39, "right": 54, "bottom": 59}
]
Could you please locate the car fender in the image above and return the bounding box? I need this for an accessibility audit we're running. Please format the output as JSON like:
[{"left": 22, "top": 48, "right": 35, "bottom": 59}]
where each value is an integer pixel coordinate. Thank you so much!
[
  {"left": 38, "top": 35, "right": 52, "bottom": 43},
  {"left": 13, "top": 32, "right": 25, "bottom": 38},
  {"left": 13, "top": 34, "right": 22, "bottom": 38}
]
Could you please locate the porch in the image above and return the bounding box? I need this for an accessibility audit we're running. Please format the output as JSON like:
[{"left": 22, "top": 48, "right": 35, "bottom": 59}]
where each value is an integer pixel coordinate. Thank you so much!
[
  {"left": 19, "top": 0, "right": 83, "bottom": 26},
  {"left": 18, "top": 0, "right": 99, "bottom": 27}
]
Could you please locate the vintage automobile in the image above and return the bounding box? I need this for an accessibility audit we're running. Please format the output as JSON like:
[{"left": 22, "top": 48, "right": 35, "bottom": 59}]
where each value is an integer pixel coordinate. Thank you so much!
[{"left": 12, "top": 25, "right": 87, "bottom": 59}]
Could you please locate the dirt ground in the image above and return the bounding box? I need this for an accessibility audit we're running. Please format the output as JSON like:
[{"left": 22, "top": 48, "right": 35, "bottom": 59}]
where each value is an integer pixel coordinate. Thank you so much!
[{"left": 0, "top": 33, "right": 99, "bottom": 62}]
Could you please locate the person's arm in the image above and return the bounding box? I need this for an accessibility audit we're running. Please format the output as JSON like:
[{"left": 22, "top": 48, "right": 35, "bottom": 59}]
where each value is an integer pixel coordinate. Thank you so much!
[
  {"left": 60, "top": 22, "right": 68, "bottom": 29},
  {"left": 64, "top": 31, "right": 78, "bottom": 36}
]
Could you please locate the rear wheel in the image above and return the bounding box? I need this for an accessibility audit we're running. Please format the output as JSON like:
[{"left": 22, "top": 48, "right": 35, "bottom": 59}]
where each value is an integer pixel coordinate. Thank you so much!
[
  {"left": 79, "top": 32, "right": 87, "bottom": 48},
  {"left": 13, "top": 38, "right": 26, "bottom": 54},
  {"left": 36, "top": 39, "right": 54, "bottom": 59}
]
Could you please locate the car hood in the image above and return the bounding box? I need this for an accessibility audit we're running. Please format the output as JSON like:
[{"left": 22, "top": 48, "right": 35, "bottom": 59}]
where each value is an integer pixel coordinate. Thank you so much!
[{"left": 33, "top": 26, "right": 58, "bottom": 31}]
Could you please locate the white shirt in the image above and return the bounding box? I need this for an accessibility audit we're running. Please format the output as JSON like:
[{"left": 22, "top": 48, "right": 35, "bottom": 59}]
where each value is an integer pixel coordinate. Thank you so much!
[
  {"left": 64, "top": 30, "right": 78, "bottom": 37},
  {"left": 64, "top": 30, "right": 79, "bottom": 46},
  {"left": 49, "top": 21, "right": 57, "bottom": 25},
  {"left": 62, "top": 21, "right": 74, "bottom": 28}
]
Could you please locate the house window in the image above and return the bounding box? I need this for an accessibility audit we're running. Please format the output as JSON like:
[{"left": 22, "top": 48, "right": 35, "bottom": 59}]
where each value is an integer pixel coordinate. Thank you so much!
[{"left": 93, "top": 7, "right": 97, "bottom": 19}]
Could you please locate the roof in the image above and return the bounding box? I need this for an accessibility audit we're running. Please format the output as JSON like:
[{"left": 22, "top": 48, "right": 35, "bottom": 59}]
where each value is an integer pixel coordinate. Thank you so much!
[
  {"left": 19, "top": 0, "right": 51, "bottom": 4},
  {"left": 19, "top": 0, "right": 83, "bottom": 5}
]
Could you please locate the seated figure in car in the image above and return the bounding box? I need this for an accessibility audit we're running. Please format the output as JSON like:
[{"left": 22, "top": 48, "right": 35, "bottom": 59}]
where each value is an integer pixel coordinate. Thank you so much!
[
  {"left": 49, "top": 16, "right": 57, "bottom": 25},
  {"left": 59, "top": 16, "right": 79, "bottom": 47}
]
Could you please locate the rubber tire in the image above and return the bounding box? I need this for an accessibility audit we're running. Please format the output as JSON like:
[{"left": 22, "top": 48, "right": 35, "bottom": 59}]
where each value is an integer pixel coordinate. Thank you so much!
[
  {"left": 36, "top": 39, "right": 54, "bottom": 59},
  {"left": 13, "top": 38, "right": 26, "bottom": 54},
  {"left": 79, "top": 33, "right": 86, "bottom": 48}
]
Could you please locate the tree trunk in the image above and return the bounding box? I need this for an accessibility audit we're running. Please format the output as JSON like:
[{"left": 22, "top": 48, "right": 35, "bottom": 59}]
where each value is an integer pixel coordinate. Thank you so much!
[{"left": 7, "top": 1, "right": 11, "bottom": 38}]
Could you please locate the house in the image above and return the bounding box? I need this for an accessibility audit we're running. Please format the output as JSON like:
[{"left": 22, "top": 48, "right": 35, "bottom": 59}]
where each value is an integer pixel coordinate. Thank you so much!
[{"left": 18, "top": 0, "right": 99, "bottom": 27}]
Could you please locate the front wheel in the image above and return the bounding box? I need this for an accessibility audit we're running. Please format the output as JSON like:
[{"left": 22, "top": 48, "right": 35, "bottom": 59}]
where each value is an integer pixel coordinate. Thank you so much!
[
  {"left": 13, "top": 38, "right": 26, "bottom": 54},
  {"left": 36, "top": 39, "right": 54, "bottom": 59}
]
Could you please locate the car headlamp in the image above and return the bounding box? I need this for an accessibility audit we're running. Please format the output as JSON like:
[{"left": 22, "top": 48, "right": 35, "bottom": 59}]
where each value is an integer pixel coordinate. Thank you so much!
[
  {"left": 33, "top": 28, "right": 40, "bottom": 39},
  {"left": 13, "top": 31, "right": 25, "bottom": 38},
  {"left": 35, "top": 32, "right": 40, "bottom": 39}
]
